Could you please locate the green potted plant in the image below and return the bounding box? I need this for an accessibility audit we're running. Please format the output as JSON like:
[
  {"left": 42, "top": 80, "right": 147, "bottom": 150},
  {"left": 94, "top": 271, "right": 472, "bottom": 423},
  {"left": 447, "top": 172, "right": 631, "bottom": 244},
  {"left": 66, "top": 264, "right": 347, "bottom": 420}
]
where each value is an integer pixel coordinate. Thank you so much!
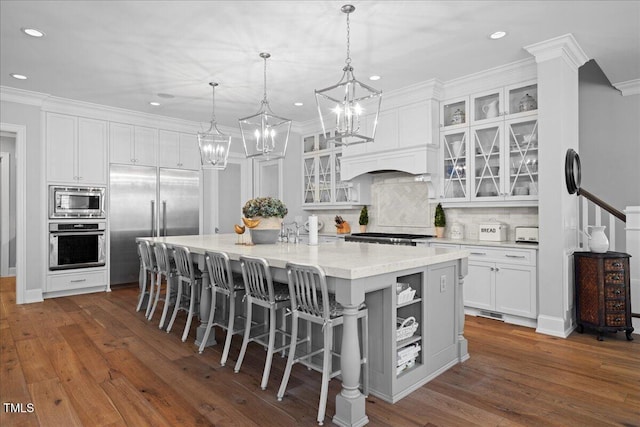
[
  {"left": 242, "top": 197, "right": 288, "bottom": 244},
  {"left": 359, "top": 206, "right": 369, "bottom": 233},
  {"left": 434, "top": 203, "right": 446, "bottom": 238}
]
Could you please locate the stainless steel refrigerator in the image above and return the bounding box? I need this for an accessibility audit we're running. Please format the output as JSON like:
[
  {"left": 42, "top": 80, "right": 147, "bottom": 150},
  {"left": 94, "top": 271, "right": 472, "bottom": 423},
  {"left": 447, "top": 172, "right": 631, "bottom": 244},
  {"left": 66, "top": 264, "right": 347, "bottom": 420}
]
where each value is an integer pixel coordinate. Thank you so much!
[{"left": 109, "top": 165, "right": 200, "bottom": 285}]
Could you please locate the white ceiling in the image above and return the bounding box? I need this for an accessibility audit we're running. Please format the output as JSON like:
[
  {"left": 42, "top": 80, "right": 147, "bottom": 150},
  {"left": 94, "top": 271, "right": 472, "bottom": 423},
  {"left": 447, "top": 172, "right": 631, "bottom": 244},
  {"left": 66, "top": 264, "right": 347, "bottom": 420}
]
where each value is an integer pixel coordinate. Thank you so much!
[{"left": 1, "top": 1, "right": 639, "bottom": 128}]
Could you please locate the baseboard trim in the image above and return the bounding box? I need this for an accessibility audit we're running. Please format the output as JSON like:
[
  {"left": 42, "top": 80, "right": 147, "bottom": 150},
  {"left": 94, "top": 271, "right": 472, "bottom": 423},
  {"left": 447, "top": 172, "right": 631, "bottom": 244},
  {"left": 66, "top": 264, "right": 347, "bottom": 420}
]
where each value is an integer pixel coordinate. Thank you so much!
[
  {"left": 536, "top": 314, "right": 572, "bottom": 338},
  {"left": 24, "top": 288, "right": 43, "bottom": 304}
]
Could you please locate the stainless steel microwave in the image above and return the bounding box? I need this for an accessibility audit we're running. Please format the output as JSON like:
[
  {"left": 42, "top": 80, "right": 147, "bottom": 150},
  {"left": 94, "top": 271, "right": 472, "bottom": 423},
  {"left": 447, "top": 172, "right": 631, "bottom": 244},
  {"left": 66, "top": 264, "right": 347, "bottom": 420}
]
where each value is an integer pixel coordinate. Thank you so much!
[{"left": 49, "top": 186, "right": 106, "bottom": 218}]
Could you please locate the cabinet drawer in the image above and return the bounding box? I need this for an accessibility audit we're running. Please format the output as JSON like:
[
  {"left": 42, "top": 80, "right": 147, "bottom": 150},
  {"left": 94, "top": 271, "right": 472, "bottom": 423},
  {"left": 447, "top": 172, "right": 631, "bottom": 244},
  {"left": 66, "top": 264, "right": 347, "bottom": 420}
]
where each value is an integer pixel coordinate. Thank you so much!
[
  {"left": 604, "top": 258, "right": 626, "bottom": 271},
  {"left": 604, "top": 284, "right": 625, "bottom": 299},
  {"left": 605, "top": 313, "right": 627, "bottom": 327},
  {"left": 605, "top": 300, "right": 626, "bottom": 313},
  {"left": 604, "top": 271, "right": 625, "bottom": 285},
  {"left": 462, "top": 246, "right": 535, "bottom": 265},
  {"left": 48, "top": 270, "right": 107, "bottom": 292}
]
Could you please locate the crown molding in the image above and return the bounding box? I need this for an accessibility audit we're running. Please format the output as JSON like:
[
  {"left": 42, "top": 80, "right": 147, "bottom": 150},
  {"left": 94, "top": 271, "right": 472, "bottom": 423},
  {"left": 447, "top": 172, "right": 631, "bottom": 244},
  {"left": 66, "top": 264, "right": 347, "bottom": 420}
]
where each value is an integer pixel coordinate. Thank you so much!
[
  {"left": 613, "top": 79, "right": 640, "bottom": 96},
  {"left": 0, "top": 86, "right": 50, "bottom": 106},
  {"left": 442, "top": 57, "right": 537, "bottom": 99},
  {"left": 524, "top": 33, "right": 589, "bottom": 71}
]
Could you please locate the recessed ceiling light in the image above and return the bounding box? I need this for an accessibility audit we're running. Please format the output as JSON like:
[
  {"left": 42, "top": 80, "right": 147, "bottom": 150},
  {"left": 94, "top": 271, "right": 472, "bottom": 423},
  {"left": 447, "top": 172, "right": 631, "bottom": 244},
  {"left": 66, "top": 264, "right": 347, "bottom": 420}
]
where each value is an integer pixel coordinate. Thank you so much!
[
  {"left": 489, "top": 31, "right": 507, "bottom": 40},
  {"left": 10, "top": 73, "right": 27, "bottom": 80},
  {"left": 21, "top": 27, "right": 45, "bottom": 38},
  {"left": 149, "top": 101, "right": 160, "bottom": 106},
  {"left": 293, "top": 102, "right": 303, "bottom": 107},
  {"left": 369, "top": 75, "right": 381, "bottom": 81}
]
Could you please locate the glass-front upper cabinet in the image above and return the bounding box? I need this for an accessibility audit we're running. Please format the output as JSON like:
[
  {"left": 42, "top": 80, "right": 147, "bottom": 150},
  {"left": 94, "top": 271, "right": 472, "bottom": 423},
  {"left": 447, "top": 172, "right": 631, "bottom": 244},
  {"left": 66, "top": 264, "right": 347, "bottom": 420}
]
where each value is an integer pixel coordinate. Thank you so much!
[
  {"left": 303, "top": 157, "right": 317, "bottom": 203},
  {"left": 303, "top": 131, "right": 332, "bottom": 154},
  {"left": 505, "top": 118, "right": 538, "bottom": 198},
  {"left": 471, "top": 123, "right": 503, "bottom": 200},
  {"left": 505, "top": 81, "right": 538, "bottom": 116},
  {"left": 440, "top": 96, "right": 468, "bottom": 130},
  {"left": 303, "top": 131, "right": 361, "bottom": 206},
  {"left": 470, "top": 88, "right": 504, "bottom": 124},
  {"left": 441, "top": 129, "right": 469, "bottom": 200}
]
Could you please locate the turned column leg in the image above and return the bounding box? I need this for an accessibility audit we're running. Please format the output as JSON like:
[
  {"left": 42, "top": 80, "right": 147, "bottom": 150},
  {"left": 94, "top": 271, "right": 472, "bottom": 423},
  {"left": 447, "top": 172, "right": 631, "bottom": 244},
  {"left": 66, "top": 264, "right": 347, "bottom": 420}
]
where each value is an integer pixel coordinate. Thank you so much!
[
  {"left": 333, "top": 303, "right": 368, "bottom": 427},
  {"left": 195, "top": 256, "right": 216, "bottom": 347}
]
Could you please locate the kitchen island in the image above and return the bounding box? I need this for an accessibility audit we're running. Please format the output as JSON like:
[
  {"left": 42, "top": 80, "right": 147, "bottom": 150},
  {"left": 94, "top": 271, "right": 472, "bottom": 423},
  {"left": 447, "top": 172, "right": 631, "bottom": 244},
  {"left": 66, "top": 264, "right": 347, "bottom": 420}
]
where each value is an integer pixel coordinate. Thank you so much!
[{"left": 143, "top": 234, "right": 469, "bottom": 427}]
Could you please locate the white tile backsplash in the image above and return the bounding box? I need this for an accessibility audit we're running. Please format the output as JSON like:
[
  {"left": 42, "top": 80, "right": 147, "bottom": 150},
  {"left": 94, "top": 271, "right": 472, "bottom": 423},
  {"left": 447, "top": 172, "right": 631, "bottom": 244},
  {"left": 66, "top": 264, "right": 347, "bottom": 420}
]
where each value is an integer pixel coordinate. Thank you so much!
[
  {"left": 304, "top": 171, "right": 538, "bottom": 239},
  {"left": 440, "top": 206, "right": 539, "bottom": 241}
]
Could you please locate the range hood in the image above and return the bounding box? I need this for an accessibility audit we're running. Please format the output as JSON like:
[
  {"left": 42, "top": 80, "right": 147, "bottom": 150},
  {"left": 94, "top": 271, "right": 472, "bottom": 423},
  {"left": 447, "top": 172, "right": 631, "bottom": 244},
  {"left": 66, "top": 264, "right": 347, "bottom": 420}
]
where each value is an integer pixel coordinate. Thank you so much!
[{"left": 340, "top": 145, "right": 438, "bottom": 180}]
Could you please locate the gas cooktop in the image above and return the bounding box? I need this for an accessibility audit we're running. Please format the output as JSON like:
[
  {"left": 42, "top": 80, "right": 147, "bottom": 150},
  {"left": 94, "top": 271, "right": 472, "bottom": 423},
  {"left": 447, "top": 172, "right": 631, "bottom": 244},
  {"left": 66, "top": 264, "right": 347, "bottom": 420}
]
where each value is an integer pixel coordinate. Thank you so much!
[{"left": 345, "top": 232, "right": 434, "bottom": 246}]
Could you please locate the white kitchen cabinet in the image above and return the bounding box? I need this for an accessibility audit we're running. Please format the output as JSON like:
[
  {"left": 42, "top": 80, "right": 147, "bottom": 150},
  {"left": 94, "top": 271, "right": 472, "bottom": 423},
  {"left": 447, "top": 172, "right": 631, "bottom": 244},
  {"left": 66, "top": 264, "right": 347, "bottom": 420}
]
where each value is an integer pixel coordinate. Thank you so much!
[
  {"left": 340, "top": 100, "right": 439, "bottom": 180},
  {"left": 440, "top": 128, "right": 470, "bottom": 201},
  {"left": 302, "top": 130, "right": 371, "bottom": 208},
  {"left": 439, "top": 96, "right": 468, "bottom": 129},
  {"left": 109, "top": 122, "right": 157, "bottom": 166},
  {"left": 46, "top": 269, "right": 108, "bottom": 293},
  {"left": 438, "top": 81, "right": 538, "bottom": 205},
  {"left": 462, "top": 245, "right": 537, "bottom": 321},
  {"left": 158, "top": 130, "right": 201, "bottom": 170},
  {"left": 47, "top": 113, "right": 107, "bottom": 185}
]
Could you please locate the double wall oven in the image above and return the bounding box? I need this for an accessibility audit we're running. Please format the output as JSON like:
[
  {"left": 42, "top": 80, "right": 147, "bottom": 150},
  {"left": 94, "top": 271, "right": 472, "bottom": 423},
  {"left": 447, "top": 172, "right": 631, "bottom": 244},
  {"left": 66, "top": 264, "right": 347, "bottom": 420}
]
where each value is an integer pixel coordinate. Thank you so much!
[{"left": 49, "top": 185, "right": 107, "bottom": 271}]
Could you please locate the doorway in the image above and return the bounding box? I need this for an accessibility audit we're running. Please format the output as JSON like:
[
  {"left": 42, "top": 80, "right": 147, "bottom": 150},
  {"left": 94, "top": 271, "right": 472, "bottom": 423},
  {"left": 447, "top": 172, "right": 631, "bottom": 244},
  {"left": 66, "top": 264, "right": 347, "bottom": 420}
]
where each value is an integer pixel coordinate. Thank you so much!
[
  {"left": 0, "top": 133, "right": 16, "bottom": 277},
  {"left": 0, "top": 123, "right": 26, "bottom": 303},
  {"left": 202, "top": 153, "right": 251, "bottom": 235}
]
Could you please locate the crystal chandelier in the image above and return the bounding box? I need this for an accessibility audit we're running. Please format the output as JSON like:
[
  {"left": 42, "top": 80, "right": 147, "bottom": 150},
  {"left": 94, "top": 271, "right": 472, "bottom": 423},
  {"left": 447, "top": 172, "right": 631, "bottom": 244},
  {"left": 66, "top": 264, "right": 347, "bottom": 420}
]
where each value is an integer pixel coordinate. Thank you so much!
[
  {"left": 198, "top": 82, "right": 232, "bottom": 169},
  {"left": 239, "top": 52, "right": 291, "bottom": 160},
  {"left": 315, "top": 4, "right": 382, "bottom": 146}
]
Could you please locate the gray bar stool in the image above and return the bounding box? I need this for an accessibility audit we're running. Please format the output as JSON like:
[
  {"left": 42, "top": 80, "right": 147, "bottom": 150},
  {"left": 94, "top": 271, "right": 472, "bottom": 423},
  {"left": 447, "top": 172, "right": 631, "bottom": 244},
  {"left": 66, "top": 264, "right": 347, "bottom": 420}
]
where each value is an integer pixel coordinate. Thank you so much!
[
  {"left": 201, "top": 250, "right": 245, "bottom": 365},
  {"left": 136, "top": 240, "right": 156, "bottom": 315},
  {"left": 277, "top": 261, "right": 368, "bottom": 426},
  {"left": 167, "top": 245, "right": 202, "bottom": 343},
  {"left": 148, "top": 242, "right": 177, "bottom": 329},
  {"left": 234, "top": 255, "right": 291, "bottom": 390}
]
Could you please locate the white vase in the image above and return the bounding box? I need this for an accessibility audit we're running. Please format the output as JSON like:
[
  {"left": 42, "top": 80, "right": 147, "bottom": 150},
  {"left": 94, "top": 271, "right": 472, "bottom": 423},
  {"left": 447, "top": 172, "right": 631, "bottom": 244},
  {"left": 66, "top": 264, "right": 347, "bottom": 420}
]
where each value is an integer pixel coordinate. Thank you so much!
[{"left": 584, "top": 225, "right": 609, "bottom": 253}]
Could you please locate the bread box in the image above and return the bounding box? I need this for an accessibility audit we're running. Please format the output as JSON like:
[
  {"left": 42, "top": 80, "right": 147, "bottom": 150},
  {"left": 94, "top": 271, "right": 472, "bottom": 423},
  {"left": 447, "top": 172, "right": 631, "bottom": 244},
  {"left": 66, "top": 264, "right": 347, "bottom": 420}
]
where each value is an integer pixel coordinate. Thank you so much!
[{"left": 478, "top": 221, "right": 508, "bottom": 242}]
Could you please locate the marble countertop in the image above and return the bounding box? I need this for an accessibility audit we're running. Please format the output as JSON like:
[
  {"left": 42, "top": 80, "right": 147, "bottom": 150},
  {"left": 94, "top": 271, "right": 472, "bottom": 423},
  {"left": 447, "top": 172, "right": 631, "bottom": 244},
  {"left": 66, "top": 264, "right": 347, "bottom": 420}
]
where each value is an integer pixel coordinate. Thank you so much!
[
  {"left": 144, "top": 234, "right": 468, "bottom": 280},
  {"left": 414, "top": 237, "right": 538, "bottom": 250}
]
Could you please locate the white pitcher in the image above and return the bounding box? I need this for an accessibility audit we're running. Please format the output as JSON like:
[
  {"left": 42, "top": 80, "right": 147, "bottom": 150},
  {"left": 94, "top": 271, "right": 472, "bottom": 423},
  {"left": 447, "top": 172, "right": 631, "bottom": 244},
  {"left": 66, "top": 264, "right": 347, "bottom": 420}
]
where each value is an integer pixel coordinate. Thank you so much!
[
  {"left": 583, "top": 225, "right": 609, "bottom": 253},
  {"left": 482, "top": 100, "right": 499, "bottom": 119}
]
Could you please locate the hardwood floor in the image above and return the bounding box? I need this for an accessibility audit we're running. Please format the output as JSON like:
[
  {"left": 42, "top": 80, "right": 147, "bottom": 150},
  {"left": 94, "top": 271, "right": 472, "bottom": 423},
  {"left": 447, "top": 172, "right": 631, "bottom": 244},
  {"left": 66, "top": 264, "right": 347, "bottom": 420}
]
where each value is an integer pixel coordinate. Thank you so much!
[{"left": 1, "top": 276, "right": 638, "bottom": 426}]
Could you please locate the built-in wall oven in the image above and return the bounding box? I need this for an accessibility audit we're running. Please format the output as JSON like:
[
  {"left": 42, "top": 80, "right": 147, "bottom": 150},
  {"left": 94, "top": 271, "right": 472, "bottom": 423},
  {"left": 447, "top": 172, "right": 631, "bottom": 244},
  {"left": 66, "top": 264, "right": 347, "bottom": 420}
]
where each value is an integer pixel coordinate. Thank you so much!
[
  {"left": 49, "top": 186, "right": 105, "bottom": 218},
  {"left": 49, "top": 222, "right": 106, "bottom": 270}
]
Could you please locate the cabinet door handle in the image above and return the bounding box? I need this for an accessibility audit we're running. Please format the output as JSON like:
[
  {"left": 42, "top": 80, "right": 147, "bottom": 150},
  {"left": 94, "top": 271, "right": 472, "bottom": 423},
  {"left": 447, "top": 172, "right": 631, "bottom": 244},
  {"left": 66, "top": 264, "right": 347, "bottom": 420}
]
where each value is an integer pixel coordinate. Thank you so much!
[
  {"left": 613, "top": 274, "right": 621, "bottom": 281},
  {"left": 614, "top": 289, "right": 622, "bottom": 295},
  {"left": 505, "top": 254, "right": 526, "bottom": 259},
  {"left": 470, "top": 252, "right": 486, "bottom": 256},
  {"left": 490, "top": 267, "right": 495, "bottom": 271},
  {"left": 70, "top": 279, "right": 87, "bottom": 283},
  {"left": 613, "top": 262, "right": 622, "bottom": 268}
]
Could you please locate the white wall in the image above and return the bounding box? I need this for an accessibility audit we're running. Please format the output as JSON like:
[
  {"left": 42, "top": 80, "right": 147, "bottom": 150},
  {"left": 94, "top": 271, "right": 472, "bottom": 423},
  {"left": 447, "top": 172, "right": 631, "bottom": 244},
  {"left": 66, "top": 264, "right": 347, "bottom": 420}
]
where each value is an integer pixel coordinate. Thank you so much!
[
  {"left": 0, "top": 101, "right": 44, "bottom": 292},
  {"left": 579, "top": 60, "right": 640, "bottom": 251}
]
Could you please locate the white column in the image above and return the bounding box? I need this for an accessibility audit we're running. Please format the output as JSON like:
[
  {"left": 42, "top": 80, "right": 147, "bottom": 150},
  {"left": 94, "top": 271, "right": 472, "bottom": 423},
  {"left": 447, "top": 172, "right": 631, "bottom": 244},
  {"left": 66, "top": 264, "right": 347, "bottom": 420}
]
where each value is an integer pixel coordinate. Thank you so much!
[
  {"left": 625, "top": 206, "right": 640, "bottom": 334},
  {"left": 524, "top": 34, "right": 589, "bottom": 337}
]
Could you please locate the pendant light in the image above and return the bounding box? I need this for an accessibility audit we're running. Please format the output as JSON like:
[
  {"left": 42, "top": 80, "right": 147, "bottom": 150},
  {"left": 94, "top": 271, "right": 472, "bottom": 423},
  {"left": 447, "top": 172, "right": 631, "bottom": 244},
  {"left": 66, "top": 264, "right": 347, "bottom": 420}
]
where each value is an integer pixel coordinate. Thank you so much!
[
  {"left": 315, "top": 4, "right": 382, "bottom": 146},
  {"left": 198, "top": 82, "right": 232, "bottom": 169},
  {"left": 239, "top": 52, "right": 291, "bottom": 160}
]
